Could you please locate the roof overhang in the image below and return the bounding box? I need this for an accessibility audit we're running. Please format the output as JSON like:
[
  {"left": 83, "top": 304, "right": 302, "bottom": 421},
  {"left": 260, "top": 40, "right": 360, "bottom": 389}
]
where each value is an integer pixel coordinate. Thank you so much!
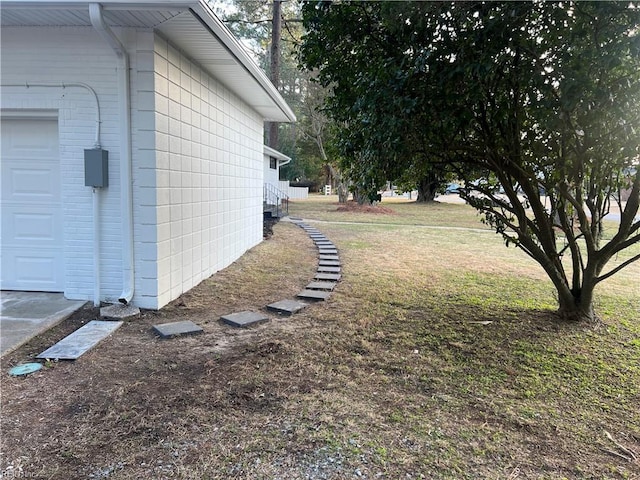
[
  {"left": 0, "top": 0, "right": 296, "bottom": 123},
  {"left": 264, "top": 145, "right": 290, "bottom": 162}
]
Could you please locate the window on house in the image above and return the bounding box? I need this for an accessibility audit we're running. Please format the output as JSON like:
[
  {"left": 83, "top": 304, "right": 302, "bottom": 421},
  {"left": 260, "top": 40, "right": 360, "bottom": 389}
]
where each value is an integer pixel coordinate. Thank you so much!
[{"left": 270, "top": 157, "right": 277, "bottom": 169}]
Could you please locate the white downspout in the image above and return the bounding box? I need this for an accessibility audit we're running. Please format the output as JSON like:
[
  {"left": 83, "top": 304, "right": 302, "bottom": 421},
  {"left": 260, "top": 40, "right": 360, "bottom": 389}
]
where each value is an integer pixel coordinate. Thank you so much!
[
  {"left": 89, "top": 3, "right": 135, "bottom": 304},
  {"left": 93, "top": 188, "right": 101, "bottom": 307}
]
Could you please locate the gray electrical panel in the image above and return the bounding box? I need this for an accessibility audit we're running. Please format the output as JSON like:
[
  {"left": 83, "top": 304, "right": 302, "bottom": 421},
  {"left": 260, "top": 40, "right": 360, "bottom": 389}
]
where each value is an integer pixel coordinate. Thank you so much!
[{"left": 84, "top": 149, "right": 109, "bottom": 188}]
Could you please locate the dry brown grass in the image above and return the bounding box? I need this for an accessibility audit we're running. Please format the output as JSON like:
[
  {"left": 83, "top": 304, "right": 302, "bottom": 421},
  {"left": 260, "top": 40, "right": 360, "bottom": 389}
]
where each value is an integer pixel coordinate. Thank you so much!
[{"left": 1, "top": 201, "right": 639, "bottom": 480}]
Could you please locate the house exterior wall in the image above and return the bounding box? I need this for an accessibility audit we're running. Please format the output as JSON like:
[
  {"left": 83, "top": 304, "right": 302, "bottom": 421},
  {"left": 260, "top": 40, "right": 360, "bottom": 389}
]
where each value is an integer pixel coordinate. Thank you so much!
[
  {"left": 264, "top": 154, "right": 279, "bottom": 189},
  {"left": 148, "top": 33, "right": 265, "bottom": 309},
  {"left": 1, "top": 27, "right": 266, "bottom": 310},
  {"left": 0, "top": 26, "right": 132, "bottom": 302}
]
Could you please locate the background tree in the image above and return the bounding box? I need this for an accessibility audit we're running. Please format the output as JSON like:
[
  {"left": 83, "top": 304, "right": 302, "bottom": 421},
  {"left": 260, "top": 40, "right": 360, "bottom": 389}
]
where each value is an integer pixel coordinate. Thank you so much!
[
  {"left": 301, "top": 1, "right": 640, "bottom": 322},
  {"left": 218, "top": 0, "right": 341, "bottom": 192}
]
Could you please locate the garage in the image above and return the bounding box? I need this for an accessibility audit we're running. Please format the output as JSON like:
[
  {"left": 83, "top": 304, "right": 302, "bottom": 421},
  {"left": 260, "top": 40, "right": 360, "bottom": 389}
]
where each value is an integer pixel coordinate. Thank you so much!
[{"left": 1, "top": 116, "right": 64, "bottom": 292}]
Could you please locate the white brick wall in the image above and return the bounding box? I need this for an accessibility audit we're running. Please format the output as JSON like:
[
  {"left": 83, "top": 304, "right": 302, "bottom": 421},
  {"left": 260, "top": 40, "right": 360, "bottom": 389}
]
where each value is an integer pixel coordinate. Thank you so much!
[
  {"left": 1, "top": 26, "right": 124, "bottom": 302},
  {"left": 2, "top": 27, "right": 266, "bottom": 310}
]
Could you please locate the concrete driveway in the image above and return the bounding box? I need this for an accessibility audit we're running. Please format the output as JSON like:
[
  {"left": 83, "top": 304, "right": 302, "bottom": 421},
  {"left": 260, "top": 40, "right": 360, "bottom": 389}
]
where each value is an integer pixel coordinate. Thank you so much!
[{"left": 0, "top": 292, "right": 86, "bottom": 357}]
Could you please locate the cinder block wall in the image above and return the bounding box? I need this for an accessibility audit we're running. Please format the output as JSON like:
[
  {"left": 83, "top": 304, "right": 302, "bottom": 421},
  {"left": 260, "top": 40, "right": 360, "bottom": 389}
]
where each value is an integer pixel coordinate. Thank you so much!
[
  {"left": 1, "top": 27, "right": 265, "bottom": 310},
  {"left": 146, "top": 34, "right": 265, "bottom": 309}
]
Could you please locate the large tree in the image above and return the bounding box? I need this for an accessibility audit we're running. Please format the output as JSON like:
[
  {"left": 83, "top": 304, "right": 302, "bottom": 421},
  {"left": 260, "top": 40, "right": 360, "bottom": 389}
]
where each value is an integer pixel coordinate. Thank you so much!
[
  {"left": 219, "top": 0, "right": 342, "bottom": 190},
  {"left": 300, "top": 1, "right": 640, "bottom": 322}
]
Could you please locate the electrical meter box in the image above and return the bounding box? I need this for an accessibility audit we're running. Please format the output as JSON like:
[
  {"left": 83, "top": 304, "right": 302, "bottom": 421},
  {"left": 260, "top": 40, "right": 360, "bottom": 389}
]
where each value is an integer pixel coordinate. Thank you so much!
[{"left": 84, "top": 149, "right": 109, "bottom": 188}]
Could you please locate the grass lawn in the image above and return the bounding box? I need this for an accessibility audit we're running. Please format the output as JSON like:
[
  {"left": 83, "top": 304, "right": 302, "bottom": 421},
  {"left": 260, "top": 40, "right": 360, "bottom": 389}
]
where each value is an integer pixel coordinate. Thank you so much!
[{"left": 1, "top": 195, "right": 638, "bottom": 479}]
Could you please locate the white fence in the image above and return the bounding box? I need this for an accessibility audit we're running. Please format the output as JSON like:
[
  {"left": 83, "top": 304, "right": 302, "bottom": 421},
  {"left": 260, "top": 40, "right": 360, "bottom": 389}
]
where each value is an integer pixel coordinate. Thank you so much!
[{"left": 279, "top": 180, "right": 309, "bottom": 200}]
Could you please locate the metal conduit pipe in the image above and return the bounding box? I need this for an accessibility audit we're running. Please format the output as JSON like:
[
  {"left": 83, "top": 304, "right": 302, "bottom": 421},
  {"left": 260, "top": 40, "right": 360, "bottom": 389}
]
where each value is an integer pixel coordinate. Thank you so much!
[
  {"left": 89, "top": 3, "right": 135, "bottom": 305},
  {"left": 1, "top": 83, "right": 101, "bottom": 147}
]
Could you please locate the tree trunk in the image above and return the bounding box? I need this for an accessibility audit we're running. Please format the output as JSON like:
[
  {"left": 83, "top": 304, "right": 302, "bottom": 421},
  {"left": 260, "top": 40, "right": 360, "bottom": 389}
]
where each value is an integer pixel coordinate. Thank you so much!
[
  {"left": 326, "top": 163, "right": 349, "bottom": 204},
  {"left": 416, "top": 175, "right": 438, "bottom": 202},
  {"left": 267, "top": 0, "right": 282, "bottom": 148},
  {"left": 337, "top": 182, "right": 349, "bottom": 203},
  {"left": 353, "top": 188, "right": 371, "bottom": 205},
  {"left": 555, "top": 282, "right": 597, "bottom": 323}
]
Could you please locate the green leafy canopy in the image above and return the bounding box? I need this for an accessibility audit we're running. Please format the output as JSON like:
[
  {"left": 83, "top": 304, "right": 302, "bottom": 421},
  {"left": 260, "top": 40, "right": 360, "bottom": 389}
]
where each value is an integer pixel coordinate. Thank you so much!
[{"left": 300, "top": 1, "right": 640, "bottom": 321}]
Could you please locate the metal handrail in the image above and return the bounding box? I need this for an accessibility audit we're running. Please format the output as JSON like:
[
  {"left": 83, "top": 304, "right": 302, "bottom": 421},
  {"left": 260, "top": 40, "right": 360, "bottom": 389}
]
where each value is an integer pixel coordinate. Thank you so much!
[{"left": 263, "top": 183, "right": 289, "bottom": 217}]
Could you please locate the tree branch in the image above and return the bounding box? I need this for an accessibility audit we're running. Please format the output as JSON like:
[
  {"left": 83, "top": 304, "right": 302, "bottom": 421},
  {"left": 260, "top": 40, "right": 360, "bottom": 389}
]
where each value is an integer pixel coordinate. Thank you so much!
[{"left": 596, "top": 252, "right": 640, "bottom": 284}]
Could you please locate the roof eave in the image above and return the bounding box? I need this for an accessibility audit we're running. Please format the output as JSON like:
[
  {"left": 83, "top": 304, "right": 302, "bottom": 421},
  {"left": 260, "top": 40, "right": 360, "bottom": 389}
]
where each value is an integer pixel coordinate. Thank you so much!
[
  {"left": 191, "top": 0, "right": 296, "bottom": 123},
  {"left": 264, "top": 145, "right": 291, "bottom": 162},
  {"left": 0, "top": 0, "right": 297, "bottom": 123}
]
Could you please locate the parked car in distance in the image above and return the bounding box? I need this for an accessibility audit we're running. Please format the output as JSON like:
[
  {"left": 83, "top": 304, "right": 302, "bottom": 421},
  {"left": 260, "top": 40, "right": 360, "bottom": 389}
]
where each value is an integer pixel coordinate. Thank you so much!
[{"left": 444, "top": 183, "right": 460, "bottom": 194}]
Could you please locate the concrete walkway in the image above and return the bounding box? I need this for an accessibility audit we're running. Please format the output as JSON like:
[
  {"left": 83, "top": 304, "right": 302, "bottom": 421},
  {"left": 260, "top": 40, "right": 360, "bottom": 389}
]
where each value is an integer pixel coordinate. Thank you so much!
[{"left": 0, "top": 292, "right": 86, "bottom": 357}]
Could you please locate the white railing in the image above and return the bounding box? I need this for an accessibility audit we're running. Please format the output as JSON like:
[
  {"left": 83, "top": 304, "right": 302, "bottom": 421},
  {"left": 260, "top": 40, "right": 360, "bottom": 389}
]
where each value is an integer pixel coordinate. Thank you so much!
[{"left": 264, "top": 183, "right": 289, "bottom": 217}]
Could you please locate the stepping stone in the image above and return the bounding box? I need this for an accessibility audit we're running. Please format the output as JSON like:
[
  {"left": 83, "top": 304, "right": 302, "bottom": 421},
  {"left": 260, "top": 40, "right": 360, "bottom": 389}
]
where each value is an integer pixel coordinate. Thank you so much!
[
  {"left": 306, "top": 281, "right": 337, "bottom": 291},
  {"left": 309, "top": 234, "right": 326, "bottom": 238},
  {"left": 319, "top": 260, "right": 341, "bottom": 267},
  {"left": 315, "top": 272, "right": 342, "bottom": 281},
  {"left": 266, "top": 299, "right": 308, "bottom": 315},
  {"left": 221, "top": 311, "right": 269, "bottom": 328},
  {"left": 153, "top": 320, "right": 203, "bottom": 339},
  {"left": 37, "top": 320, "right": 123, "bottom": 360},
  {"left": 101, "top": 303, "right": 140, "bottom": 320},
  {"left": 318, "top": 265, "right": 341, "bottom": 273},
  {"left": 319, "top": 254, "right": 340, "bottom": 261},
  {"left": 297, "top": 289, "right": 331, "bottom": 301},
  {"left": 315, "top": 241, "right": 334, "bottom": 247},
  {"left": 318, "top": 249, "right": 338, "bottom": 255}
]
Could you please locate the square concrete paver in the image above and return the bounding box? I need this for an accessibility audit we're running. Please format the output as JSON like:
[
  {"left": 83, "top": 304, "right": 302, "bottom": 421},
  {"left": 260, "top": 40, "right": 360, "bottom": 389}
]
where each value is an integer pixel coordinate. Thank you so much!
[
  {"left": 315, "top": 272, "right": 342, "bottom": 281},
  {"left": 153, "top": 320, "right": 203, "bottom": 338},
  {"left": 37, "top": 320, "right": 123, "bottom": 360},
  {"left": 318, "top": 249, "right": 339, "bottom": 255},
  {"left": 267, "top": 299, "right": 308, "bottom": 315},
  {"left": 297, "top": 290, "right": 331, "bottom": 301},
  {"left": 319, "top": 260, "right": 341, "bottom": 266},
  {"left": 221, "top": 311, "right": 269, "bottom": 328},
  {"left": 306, "top": 281, "right": 337, "bottom": 291},
  {"left": 318, "top": 265, "right": 341, "bottom": 273}
]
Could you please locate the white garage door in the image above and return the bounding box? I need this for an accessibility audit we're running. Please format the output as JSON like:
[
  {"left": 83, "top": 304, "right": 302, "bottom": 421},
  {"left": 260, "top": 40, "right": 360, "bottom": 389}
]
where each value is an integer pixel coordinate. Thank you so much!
[{"left": 1, "top": 117, "right": 64, "bottom": 291}]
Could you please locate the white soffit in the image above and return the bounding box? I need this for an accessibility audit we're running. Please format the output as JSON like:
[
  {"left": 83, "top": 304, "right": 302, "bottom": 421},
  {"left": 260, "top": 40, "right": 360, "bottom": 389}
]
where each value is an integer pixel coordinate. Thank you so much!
[
  {"left": 157, "top": 9, "right": 294, "bottom": 122},
  {"left": 0, "top": 0, "right": 296, "bottom": 123}
]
